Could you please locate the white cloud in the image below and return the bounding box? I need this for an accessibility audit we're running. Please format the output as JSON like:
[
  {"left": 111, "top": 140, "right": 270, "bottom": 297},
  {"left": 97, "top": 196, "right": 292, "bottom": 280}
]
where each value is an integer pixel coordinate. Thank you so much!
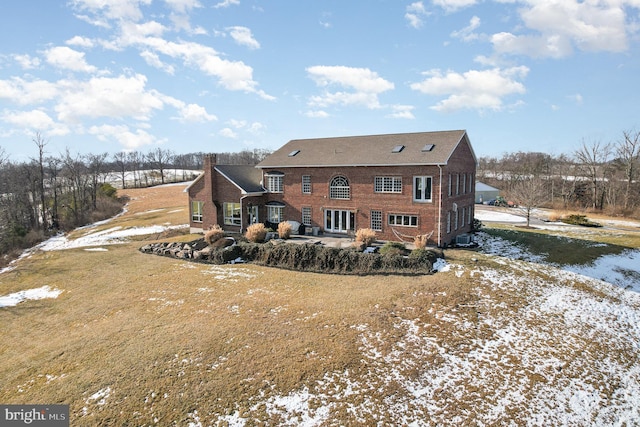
[
  {"left": 451, "top": 16, "right": 481, "bottom": 42},
  {"left": 227, "top": 26, "right": 260, "bottom": 49},
  {"left": 305, "top": 110, "right": 329, "bottom": 118},
  {"left": 71, "top": 0, "right": 272, "bottom": 100},
  {"left": 410, "top": 66, "right": 529, "bottom": 112},
  {"left": 44, "top": 46, "right": 97, "bottom": 73},
  {"left": 164, "top": 0, "right": 201, "bottom": 14},
  {"left": 491, "top": 0, "right": 633, "bottom": 58},
  {"left": 71, "top": 0, "right": 151, "bottom": 23},
  {"left": 12, "top": 54, "right": 40, "bottom": 69},
  {"left": 569, "top": 93, "right": 584, "bottom": 105},
  {"left": 386, "top": 105, "right": 415, "bottom": 119},
  {"left": 222, "top": 119, "right": 265, "bottom": 134},
  {"left": 176, "top": 103, "right": 217, "bottom": 122},
  {"left": 219, "top": 127, "right": 238, "bottom": 138},
  {"left": 306, "top": 65, "right": 394, "bottom": 109},
  {"left": 140, "top": 50, "right": 175, "bottom": 74},
  {"left": 214, "top": 0, "right": 239, "bottom": 8},
  {"left": 88, "top": 124, "right": 158, "bottom": 150},
  {"left": 0, "top": 77, "right": 59, "bottom": 105},
  {"left": 55, "top": 74, "right": 164, "bottom": 123},
  {"left": 247, "top": 122, "right": 265, "bottom": 134},
  {"left": 405, "top": 2, "right": 429, "bottom": 29},
  {"left": 1, "top": 109, "right": 69, "bottom": 136},
  {"left": 120, "top": 35, "right": 273, "bottom": 99},
  {"left": 433, "top": 0, "right": 478, "bottom": 12},
  {"left": 66, "top": 35, "right": 96, "bottom": 48}
]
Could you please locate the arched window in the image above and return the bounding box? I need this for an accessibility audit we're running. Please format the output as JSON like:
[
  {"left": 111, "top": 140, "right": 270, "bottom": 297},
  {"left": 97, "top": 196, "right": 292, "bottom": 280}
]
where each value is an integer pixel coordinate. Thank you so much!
[{"left": 329, "top": 175, "right": 350, "bottom": 199}]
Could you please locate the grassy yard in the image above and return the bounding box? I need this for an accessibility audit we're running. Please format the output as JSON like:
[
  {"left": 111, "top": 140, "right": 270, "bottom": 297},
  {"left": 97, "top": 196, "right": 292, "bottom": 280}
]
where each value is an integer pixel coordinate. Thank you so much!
[{"left": 1, "top": 184, "right": 639, "bottom": 426}]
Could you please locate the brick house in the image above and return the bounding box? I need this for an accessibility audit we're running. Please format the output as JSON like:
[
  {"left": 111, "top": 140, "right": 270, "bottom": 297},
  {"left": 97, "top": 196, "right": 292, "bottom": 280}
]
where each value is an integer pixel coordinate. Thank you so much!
[{"left": 187, "top": 130, "right": 476, "bottom": 247}]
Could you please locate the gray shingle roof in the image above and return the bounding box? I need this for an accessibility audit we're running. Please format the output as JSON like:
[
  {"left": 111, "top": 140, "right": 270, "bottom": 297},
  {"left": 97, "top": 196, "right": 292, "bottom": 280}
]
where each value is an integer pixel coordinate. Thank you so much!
[
  {"left": 256, "top": 130, "right": 471, "bottom": 168},
  {"left": 215, "top": 165, "right": 265, "bottom": 194}
]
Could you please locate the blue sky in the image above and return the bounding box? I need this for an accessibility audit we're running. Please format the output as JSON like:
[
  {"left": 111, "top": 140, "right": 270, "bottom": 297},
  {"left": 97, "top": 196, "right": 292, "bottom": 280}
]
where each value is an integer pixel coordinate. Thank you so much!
[{"left": 1, "top": 0, "right": 639, "bottom": 161}]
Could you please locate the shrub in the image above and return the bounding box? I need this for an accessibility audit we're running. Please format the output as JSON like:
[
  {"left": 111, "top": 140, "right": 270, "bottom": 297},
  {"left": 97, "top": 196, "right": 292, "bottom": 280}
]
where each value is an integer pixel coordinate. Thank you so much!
[
  {"left": 561, "top": 214, "right": 602, "bottom": 227},
  {"left": 355, "top": 228, "right": 376, "bottom": 246},
  {"left": 277, "top": 221, "right": 293, "bottom": 239},
  {"left": 472, "top": 218, "right": 483, "bottom": 232},
  {"left": 379, "top": 241, "right": 408, "bottom": 257},
  {"left": 98, "top": 183, "right": 118, "bottom": 198},
  {"left": 246, "top": 223, "right": 267, "bottom": 243},
  {"left": 167, "top": 239, "right": 438, "bottom": 275},
  {"left": 204, "top": 225, "right": 225, "bottom": 245}
]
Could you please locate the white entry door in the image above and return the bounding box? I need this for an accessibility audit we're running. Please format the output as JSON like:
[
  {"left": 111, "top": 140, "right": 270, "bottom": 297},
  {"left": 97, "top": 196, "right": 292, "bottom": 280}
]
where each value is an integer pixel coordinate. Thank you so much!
[{"left": 325, "top": 209, "right": 354, "bottom": 233}]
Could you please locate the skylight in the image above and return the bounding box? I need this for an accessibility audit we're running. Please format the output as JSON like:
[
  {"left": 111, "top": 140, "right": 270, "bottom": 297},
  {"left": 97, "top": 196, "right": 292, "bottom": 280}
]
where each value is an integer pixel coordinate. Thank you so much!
[
  {"left": 422, "top": 144, "right": 435, "bottom": 152},
  {"left": 392, "top": 145, "right": 405, "bottom": 153},
  {"left": 288, "top": 149, "right": 300, "bottom": 157}
]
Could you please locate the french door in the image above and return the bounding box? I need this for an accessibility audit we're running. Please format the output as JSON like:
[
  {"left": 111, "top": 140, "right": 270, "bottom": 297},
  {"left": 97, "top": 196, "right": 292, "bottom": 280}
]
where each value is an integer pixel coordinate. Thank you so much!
[{"left": 325, "top": 209, "right": 354, "bottom": 234}]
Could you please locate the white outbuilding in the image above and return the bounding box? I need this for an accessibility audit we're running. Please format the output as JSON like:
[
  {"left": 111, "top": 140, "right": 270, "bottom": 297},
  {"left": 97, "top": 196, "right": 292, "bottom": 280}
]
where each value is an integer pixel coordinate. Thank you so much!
[{"left": 475, "top": 182, "right": 500, "bottom": 204}]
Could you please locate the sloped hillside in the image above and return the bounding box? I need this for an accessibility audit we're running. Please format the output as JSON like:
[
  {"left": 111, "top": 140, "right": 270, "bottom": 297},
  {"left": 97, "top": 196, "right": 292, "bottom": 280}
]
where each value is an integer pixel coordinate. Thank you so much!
[{"left": 0, "top": 183, "right": 638, "bottom": 426}]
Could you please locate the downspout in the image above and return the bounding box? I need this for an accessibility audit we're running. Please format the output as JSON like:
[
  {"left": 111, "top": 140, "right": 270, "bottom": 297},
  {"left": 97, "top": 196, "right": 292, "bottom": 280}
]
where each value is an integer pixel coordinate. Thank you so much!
[
  {"left": 437, "top": 165, "right": 443, "bottom": 247},
  {"left": 240, "top": 194, "right": 249, "bottom": 232}
]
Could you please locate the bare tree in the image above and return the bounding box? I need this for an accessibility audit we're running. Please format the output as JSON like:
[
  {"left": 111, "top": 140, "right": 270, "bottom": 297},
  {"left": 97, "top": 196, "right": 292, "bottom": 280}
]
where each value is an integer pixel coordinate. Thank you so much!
[
  {"left": 574, "top": 140, "right": 612, "bottom": 210},
  {"left": 507, "top": 177, "right": 549, "bottom": 227},
  {"left": 147, "top": 147, "right": 174, "bottom": 184},
  {"left": 615, "top": 129, "right": 640, "bottom": 211},
  {"left": 46, "top": 156, "right": 62, "bottom": 229},
  {"left": 87, "top": 152, "right": 108, "bottom": 209},
  {"left": 127, "top": 151, "right": 143, "bottom": 187},
  {"left": 32, "top": 133, "right": 48, "bottom": 230},
  {"left": 113, "top": 151, "right": 128, "bottom": 189},
  {"left": 61, "top": 150, "right": 91, "bottom": 226}
]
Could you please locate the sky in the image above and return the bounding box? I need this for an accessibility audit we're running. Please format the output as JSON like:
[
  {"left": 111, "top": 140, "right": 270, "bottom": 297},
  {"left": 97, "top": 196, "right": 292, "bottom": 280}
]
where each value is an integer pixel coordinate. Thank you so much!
[{"left": 1, "top": 0, "right": 639, "bottom": 161}]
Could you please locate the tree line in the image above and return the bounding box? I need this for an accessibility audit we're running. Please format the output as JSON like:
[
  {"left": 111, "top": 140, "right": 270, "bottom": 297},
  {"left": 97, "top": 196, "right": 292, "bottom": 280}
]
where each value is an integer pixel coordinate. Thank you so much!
[
  {"left": 477, "top": 129, "right": 640, "bottom": 222},
  {"left": 0, "top": 134, "right": 271, "bottom": 264}
]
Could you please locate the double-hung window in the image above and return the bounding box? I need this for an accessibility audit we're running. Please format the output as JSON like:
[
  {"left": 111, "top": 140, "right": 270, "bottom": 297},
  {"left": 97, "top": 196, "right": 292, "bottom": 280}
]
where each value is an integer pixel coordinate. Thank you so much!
[
  {"left": 302, "top": 207, "right": 312, "bottom": 226},
  {"left": 413, "top": 176, "right": 432, "bottom": 202},
  {"left": 370, "top": 210, "right": 383, "bottom": 231},
  {"left": 302, "top": 175, "right": 311, "bottom": 194}
]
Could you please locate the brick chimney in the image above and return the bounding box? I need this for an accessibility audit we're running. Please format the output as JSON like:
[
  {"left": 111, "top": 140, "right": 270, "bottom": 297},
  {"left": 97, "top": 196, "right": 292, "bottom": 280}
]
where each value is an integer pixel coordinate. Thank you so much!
[{"left": 202, "top": 154, "right": 218, "bottom": 228}]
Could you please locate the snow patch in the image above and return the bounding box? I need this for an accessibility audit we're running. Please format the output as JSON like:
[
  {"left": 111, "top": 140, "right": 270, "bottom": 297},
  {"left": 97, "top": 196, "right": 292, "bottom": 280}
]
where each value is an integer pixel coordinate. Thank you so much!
[{"left": 0, "top": 286, "right": 63, "bottom": 308}]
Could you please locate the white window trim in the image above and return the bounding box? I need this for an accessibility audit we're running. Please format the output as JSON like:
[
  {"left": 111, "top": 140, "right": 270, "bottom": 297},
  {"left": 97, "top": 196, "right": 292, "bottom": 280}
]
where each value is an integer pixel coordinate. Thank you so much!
[
  {"left": 413, "top": 176, "right": 433, "bottom": 203},
  {"left": 223, "top": 202, "right": 241, "bottom": 226},
  {"left": 266, "top": 173, "right": 284, "bottom": 193},
  {"left": 302, "top": 175, "right": 311, "bottom": 194},
  {"left": 374, "top": 176, "right": 402, "bottom": 193},
  {"left": 191, "top": 201, "right": 203, "bottom": 223},
  {"left": 388, "top": 214, "right": 418, "bottom": 227},
  {"left": 302, "top": 206, "right": 311, "bottom": 226},
  {"left": 329, "top": 175, "right": 350, "bottom": 200},
  {"left": 371, "top": 210, "right": 383, "bottom": 231}
]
